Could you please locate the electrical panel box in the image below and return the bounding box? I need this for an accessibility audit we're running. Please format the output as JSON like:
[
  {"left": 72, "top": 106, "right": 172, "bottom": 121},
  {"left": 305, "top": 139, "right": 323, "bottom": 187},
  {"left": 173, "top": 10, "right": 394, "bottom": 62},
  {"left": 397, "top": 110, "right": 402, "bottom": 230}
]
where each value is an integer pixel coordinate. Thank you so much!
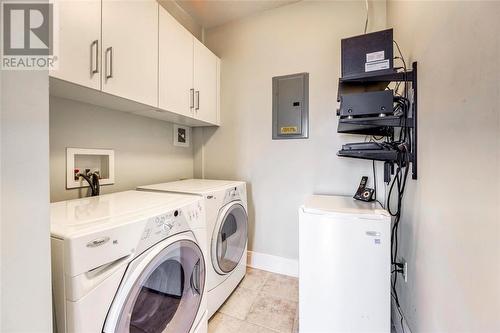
[
  {"left": 341, "top": 29, "right": 394, "bottom": 78},
  {"left": 272, "top": 72, "right": 309, "bottom": 140}
]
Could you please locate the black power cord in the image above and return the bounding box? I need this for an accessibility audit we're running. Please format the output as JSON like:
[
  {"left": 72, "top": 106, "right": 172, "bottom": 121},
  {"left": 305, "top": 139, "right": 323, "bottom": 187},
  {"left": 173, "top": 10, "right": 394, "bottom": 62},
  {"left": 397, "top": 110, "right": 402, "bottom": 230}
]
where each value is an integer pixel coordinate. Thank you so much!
[
  {"left": 79, "top": 171, "right": 100, "bottom": 196},
  {"left": 386, "top": 39, "right": 411, "bottom": 332},
  {"left": 92, "top": 172, "right": 100, "bottom": 196}
]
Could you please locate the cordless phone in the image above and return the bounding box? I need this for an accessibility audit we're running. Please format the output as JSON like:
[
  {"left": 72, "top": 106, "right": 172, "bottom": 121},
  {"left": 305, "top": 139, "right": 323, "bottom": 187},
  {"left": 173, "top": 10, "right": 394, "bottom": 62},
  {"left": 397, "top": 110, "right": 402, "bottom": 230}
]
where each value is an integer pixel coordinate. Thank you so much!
[{"left": 353, "top": 176, "right": 375, "bottom": 202}]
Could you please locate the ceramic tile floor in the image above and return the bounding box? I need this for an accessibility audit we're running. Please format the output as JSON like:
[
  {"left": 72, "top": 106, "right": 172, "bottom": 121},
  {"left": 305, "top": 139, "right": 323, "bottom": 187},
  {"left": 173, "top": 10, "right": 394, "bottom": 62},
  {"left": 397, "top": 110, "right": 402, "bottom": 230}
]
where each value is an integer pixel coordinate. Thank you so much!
[{"left": 209, "top": 267, "right": 299, "bottom": 333}]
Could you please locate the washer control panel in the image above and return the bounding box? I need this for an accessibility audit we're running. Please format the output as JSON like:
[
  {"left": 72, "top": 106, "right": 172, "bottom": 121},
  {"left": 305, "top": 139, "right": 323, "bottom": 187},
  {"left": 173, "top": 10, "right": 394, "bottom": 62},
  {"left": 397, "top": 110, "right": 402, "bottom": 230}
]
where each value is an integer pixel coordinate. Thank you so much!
[{"left": 136, "top": 201, "right": 204, "bottom": 253}]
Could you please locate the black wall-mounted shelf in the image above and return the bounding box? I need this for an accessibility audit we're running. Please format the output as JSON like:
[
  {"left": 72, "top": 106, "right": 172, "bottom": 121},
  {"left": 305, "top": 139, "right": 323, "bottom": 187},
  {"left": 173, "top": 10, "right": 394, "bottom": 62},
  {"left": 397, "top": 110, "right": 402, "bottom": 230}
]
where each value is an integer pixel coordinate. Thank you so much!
[
  {"left": 337, "top": 148, "right": 400, "bottom": 162},
  {"left": 337, "top": 62, "right": 418, "bottom": 179},
  {"left": 339, "top": 68, "right": 415, "bottom": 83},
  {"left": 339, "top": 114, "right": 413, "bottom": 128}
]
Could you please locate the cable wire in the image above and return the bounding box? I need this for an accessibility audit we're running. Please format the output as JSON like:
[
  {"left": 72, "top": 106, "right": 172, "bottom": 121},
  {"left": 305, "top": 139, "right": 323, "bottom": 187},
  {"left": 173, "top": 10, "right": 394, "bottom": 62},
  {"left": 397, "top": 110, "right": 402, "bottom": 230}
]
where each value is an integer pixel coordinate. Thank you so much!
[
  {"left": 79, "top": 173, "right": 96, "bottom": 196},
  {"left": 92, "top": 172, "right": 100, "bottom": 196},
  {"left": 364, "top": 0, "right": 369, "bottom": 34},
  {"left": 384, "top": 40, "right": 411, "bottom": 331},
  {"left": 78, "top": 171, "right": 100, "bottom": 197}
]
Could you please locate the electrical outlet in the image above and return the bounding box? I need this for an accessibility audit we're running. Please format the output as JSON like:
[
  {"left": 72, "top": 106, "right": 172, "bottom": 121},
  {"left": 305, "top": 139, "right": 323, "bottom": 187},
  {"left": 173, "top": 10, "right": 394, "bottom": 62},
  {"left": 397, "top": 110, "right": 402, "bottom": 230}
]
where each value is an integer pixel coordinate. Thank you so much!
[{"left": 402, "top": 259, "right": 408, "bottom": 282}]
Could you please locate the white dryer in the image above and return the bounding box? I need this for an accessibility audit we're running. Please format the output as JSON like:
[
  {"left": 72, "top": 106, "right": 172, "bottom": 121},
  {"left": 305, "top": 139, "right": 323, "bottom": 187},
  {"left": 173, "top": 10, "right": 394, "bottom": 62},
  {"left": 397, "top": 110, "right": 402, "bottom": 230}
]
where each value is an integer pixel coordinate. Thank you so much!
[
  {"left": 50, "top": 190, "right": 208, "bottom": 333},
  {"left": 137, "top": 179, "right": 248, "bottom": 318}
]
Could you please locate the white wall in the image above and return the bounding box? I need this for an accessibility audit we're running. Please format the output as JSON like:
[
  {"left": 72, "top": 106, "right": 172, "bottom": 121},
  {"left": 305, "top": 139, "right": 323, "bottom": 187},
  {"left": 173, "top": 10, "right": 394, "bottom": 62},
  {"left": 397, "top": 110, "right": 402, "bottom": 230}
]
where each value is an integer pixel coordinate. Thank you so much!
[
  {"left": 1, "top": 71, "right": 52, "bottom": 331},
  {"left": 199, "top": 0, "right": 387, "bottom": 260},
  {"left": 387, "top": 1, "right": 500, "bottom": 332},
  {"left": 50, "top": 97, "right": 194, "bottom": 202}
]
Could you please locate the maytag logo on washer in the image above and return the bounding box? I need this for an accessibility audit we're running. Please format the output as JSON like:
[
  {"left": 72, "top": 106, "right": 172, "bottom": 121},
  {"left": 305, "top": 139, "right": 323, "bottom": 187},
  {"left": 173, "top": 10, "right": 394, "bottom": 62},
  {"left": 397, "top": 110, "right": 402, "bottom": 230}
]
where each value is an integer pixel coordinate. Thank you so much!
[{"left": 86, "top": 236, "right": 110, "bottom": 248}]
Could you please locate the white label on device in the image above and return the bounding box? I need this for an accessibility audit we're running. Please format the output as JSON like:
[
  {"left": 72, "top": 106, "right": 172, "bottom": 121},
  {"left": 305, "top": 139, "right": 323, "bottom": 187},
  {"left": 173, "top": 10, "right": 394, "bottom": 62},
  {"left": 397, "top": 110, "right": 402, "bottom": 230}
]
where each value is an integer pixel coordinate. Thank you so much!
[
  {"left": 365, "top": 59, "right": 390, "bottom": 72},
  {"left": 366, "top": 50, "right": 385, "bottom": 62}
]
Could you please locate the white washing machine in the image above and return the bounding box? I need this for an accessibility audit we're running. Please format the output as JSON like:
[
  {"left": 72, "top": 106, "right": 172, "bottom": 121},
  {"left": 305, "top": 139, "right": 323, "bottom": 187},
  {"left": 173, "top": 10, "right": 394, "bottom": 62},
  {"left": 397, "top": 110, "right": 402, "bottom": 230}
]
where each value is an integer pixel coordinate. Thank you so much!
[
  {"left": 137, "top": 179, "right": 248, "bottom": 318},
  {"left": 50, "top": 190, "right": 208, "bottom": 333}
]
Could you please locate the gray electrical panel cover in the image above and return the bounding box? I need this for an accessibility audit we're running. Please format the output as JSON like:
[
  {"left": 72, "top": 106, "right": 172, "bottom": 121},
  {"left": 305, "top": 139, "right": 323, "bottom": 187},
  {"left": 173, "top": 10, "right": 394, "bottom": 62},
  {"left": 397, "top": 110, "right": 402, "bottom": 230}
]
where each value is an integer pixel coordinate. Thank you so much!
[{"left": 272, "top": 72, "right": 309, "bottom": 140}]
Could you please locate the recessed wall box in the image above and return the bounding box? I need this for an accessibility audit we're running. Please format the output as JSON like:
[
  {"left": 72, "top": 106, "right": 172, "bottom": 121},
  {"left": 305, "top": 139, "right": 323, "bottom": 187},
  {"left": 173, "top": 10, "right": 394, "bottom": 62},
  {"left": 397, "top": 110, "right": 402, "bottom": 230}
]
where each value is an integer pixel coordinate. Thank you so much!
[
  {"left": 66, "top": 148, "right": 115, "bottom": 189},
  {"left": 339, "top": 90, "right": 394, "bottom": 117},
  {"left": 341, "top": 29, "right": 394, "bottom": 78},
  {"left": 272, "top": 72, "right": 309, "bottom": 140}
]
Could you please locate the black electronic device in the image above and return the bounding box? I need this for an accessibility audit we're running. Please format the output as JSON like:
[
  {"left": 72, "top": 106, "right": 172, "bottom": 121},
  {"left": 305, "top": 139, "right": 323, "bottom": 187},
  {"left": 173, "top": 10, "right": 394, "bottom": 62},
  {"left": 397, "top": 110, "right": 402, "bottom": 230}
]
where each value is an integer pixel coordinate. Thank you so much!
[
  {"left": 342, "top": 142, "right": 385, "bottom": 151},
  {"left": 384, "top": 161, "right": 394, "bottom": 183},
  {"left": 336, "top": 29, "right": 418, "bottom": 180},
  {"left": 341, "top": 29, "right": 394, "bottom": 79},
  {"left": 338, "top": 142, "right": 400, "bottom": 162},
  {"left": 337, "top": 122, "right": 394, "bottom": 137},
  {"left": 353, "top": 176, "right": 374, "bottom": 202},
  {"left": 338, "top": 90, "right": 394, "bottom": 118}
]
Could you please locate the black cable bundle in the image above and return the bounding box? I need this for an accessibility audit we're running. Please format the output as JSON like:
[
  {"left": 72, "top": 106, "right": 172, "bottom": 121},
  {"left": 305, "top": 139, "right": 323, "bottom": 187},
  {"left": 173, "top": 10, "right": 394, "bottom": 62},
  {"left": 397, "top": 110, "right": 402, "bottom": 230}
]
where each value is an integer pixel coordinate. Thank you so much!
[
  {"left": 79, "top": 171, "right": 101, "bottom": 196},
  {"left": 385, "top": 39, "right": 411, "bottom": 333},
  {"left": 91, "top": 172, "right": 100, "bottom": 196}
]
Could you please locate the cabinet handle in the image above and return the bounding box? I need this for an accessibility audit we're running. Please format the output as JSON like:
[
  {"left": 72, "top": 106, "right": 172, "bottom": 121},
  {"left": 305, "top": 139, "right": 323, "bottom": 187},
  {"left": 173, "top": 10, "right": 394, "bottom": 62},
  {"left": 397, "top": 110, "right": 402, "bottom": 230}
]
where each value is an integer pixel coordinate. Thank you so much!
[
  {"left": 195, "top": 90, "right": 200, "bottom": 111},
  {"left": 90, "top": 40, "right": 99, "bottom": 75},
  {"left": 190, "top": 88, "right": 195, "bottom": 109},
  {"left": 105, "top": 47, "right": 113, "bottom": 80}
]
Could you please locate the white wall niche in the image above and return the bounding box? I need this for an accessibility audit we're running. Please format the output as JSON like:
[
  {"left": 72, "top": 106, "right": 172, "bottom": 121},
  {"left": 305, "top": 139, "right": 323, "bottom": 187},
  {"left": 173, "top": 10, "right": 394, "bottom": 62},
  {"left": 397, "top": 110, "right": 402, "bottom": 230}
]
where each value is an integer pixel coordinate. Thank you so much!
[{"left": 66, "top": 148, "right": 115, "bottom": 189}]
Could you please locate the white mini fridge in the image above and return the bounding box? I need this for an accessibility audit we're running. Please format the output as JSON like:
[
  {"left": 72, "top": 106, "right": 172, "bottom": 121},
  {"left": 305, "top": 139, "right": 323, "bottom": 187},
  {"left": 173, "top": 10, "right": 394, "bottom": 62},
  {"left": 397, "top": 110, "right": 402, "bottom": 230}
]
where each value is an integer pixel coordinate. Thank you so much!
[{"left": 299, "top": 195, "right": 391, "bottom": 332}]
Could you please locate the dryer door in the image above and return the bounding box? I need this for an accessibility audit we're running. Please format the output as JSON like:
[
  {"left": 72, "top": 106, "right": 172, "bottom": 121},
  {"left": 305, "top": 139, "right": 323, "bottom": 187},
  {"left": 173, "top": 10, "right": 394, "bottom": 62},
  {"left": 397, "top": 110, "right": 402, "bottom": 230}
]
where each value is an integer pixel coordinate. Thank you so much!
[
  {"left": 104, "top": 237, "right": 205, "bottom": 333},
  {"left": 213, "top": 202, "right": 248, "bottom": 274}
]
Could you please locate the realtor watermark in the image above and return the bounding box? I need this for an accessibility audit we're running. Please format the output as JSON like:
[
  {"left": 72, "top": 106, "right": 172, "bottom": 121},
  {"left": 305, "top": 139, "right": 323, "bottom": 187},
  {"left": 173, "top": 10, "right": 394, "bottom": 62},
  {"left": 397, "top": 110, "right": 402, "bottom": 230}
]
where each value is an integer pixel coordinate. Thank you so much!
[{"left": 1, "top": 1, "right": 58, "bottom": 70}]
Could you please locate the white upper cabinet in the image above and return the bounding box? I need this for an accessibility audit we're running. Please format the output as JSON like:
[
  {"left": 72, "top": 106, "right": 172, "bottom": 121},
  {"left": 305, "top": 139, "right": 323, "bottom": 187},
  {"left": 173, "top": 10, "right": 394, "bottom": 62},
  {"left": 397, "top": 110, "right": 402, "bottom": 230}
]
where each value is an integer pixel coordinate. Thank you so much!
[
  {"left": 158, "top": 7, "right": 194, "bottom": 118},
  {"left": 50, "top": 0, "right": 101, "bottom": 90},
  {"left": 194, "top": 39, "right": 218, "bottom": 125},
  {"left": 50, "top": 1, "right": 220, "bottom": 126},
  {"left": 101, "top": 0, "right": 158, "bottom": 107}
]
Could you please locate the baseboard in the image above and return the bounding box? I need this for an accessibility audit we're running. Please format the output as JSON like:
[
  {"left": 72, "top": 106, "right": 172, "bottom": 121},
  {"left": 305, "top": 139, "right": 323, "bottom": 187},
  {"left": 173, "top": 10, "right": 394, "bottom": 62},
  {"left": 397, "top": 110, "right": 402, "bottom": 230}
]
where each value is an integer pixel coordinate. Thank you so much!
[
  {"left": 246, "top": 251, "right": 299, "bottom": 277},
  {"left": 391, "top": 299, "right": 412, "bottom": 333}
]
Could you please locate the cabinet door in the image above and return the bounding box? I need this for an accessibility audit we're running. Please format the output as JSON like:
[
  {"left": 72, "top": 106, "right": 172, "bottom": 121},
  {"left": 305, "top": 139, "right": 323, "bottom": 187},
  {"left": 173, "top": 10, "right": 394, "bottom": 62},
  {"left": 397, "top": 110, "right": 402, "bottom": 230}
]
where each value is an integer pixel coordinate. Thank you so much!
[
  {"left": 158, "top": 7, "right": 194, "bottom": 117},
  {"left": 194, "top": 39, "right": 218, "bottom": 124},
  {"left": 50, "top": 0, "right": 101, "bottom": 90},
  {"left": 101, "top": 0, "right": 158, "bottom": 106}
]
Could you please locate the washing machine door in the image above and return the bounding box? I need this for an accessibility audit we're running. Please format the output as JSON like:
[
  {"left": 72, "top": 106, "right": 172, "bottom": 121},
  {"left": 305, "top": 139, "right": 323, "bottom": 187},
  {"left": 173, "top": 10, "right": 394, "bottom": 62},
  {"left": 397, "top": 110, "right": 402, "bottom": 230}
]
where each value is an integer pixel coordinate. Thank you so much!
[
  {"left": 212, "top": 202, "right": 248, "bottom": 274},
  {"left": 104, "top": 235, "right": 205, "bottom": 333}
]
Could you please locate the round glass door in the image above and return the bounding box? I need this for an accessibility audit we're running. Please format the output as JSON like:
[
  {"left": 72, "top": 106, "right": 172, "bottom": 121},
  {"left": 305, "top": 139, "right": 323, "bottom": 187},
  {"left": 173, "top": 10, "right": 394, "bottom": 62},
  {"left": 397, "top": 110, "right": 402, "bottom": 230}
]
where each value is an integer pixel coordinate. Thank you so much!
[
  {"left": 114, "top": 239, "right": 205, "bottom": 333},
  {"left": 214, "top": 203, "right": 248, "bottom": 274}
]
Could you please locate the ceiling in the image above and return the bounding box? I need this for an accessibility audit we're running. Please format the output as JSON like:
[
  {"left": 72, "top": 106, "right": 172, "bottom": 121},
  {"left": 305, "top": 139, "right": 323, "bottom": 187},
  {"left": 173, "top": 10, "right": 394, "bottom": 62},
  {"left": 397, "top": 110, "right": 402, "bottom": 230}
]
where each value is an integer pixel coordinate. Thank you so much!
[{"left": 175, "top": 0, "right": 301, "bottom": 29}]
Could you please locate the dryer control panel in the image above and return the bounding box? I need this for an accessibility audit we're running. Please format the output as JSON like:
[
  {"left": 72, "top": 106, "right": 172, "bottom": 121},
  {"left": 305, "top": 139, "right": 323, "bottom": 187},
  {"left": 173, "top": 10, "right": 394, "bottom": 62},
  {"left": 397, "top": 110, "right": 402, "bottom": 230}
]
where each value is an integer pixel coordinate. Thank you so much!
[{"left": 223, "top": 187, "right": 240, "bottom": 205}]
